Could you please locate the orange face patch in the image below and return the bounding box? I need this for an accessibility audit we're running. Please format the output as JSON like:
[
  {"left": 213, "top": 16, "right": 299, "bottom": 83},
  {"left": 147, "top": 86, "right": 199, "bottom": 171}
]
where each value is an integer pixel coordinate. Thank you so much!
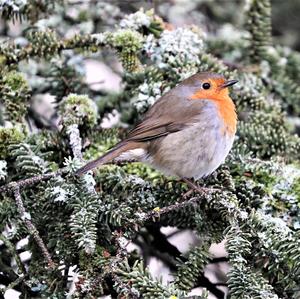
[{"left": 190, "top": 78, "right": 237, "bottom": 135}]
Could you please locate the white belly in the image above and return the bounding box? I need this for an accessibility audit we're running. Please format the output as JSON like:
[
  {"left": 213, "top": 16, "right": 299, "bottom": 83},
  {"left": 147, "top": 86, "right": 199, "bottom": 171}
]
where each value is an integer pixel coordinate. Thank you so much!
[
  {"left": 121, "top": 122, "right": 235, "bottom": 179},
  {"left": 147, "top": 123, "right": 235, "bottom": 179}
]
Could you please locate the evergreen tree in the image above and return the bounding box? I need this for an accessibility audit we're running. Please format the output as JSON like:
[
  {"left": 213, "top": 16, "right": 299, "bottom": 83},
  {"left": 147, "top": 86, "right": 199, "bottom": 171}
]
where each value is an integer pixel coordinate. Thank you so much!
[{"left": 0, "top": 1, "right": 300, "bottom": 298}]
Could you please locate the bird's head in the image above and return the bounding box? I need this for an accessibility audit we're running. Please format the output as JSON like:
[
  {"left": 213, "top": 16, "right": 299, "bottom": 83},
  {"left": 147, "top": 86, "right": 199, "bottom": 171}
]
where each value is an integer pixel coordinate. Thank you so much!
[
  {"left": 181, "top": 72, "right": 238, "bottom": 135},
  {"left": 185, "top": 72, "right": 238, "bottom": 102}
]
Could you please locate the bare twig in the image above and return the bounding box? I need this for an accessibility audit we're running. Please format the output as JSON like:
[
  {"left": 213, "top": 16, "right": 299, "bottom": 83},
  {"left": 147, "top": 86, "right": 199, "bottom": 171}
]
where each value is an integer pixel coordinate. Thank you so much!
[
  {"left": 66, "top": 124, "right": 83, "bottom": 161},
  {"left": 143, "top": 196, "right": 205, "bottom": 221},
  {"left": 13, "top": 186, "right": 55, "bottom": 269},
  {"left": 0, "top": 158, "right": 139, "bottom": 194},
  {"left": 0, "top": 168, "right": 67, "bottom": 194},
  {"left": 109, "top": 231, "right": 139, "bottom": 299}
]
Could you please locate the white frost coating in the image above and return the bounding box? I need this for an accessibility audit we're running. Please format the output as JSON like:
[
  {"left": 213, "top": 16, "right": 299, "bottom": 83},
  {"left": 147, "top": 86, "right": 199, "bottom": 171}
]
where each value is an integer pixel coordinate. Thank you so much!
[
  {"left": 120, "top": 9, "right": 152, "bottom": 30},
  {"left": 100, "top": 109, "right": 120, "bottom": 128},
  {"left": 132, "top": 27, "right": 204, "bottom": 112},
  {"left": 0, "top": 160, "right": 7, "bottom": 181},
  {"left": 127, "top": 175, "right": 145, "bottom": 186},
  {"left": 52, "top": 186, "right": 68, "bottom": 203},
  {"left": 118, "top": 236, "right": 129, "bottom": 249},
  {"left": 67, "top": 124, "right": 83, "bottom": 161},
  {"left": 0, "top": 0, "right": 27, "bottom": 11},
  {"left": 31, "top": 155, "right": 45, "bottom": 165},
  {"left": 63, "top": 156, "right": 82, "bottom": 171},
  {"left": 144, "top": 28, "right": 204, "bottom": 68},
  {"left": 135, "top": 211, "right": 147, "bottom": 221},
  {"left": 132, "top": 81, "right": 166, "bottom": 113},
  {"left": 239, "top": 211, "right": 249, "bottom": 220},
  {"left": 256, "top": 211, "right": 290, "bottom": 235},
  {"left": 235, "top": 73, "right": 264, "bottom": 97},
  {"left": 91, "top": 33, "right": 106, "bottom": 44},
  {"left": 82, "top": 173, "right": 96, "bottom": 189},
  {"left": 272, "top": 164, "right": 300, "bottom": 194},
  {"left": 258, "top": 291, "right": 279, "bottom": 299}
]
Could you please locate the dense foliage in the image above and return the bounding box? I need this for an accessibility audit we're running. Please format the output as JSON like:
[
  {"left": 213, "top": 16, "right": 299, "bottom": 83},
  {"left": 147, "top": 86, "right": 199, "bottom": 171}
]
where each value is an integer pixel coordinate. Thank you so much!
[{"left": 0, "top": 0, "right": 300, "bottom": 298}]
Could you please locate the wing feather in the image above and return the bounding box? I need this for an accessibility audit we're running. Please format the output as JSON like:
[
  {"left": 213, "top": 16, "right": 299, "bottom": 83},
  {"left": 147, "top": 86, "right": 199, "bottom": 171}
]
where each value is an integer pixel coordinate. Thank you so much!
[{"left": 125, "top": 92, "right": 205, "bottom": 142}]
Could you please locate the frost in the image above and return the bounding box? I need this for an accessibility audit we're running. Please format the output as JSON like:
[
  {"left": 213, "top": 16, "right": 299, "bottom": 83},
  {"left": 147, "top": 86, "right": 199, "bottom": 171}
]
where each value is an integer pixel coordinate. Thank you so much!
[
  {"left": 63, "top": 156, "right": 82, "bottom": 172},
  {"left": 67, "top": 124, "right": 82, "bottom": 160},
  {"left": 144, "top": 28, "right": 204, "bottom": 69},
  {"left": 272, "top": 164, "right": 300, "bottom": 193},
  {"left": 132, "top": 81, "right": 167, "bottom": 113},
  {"left": 131, "top": 26, "right": 204, "bottom": 112},
  {"left": 120, "top": 9, "right": 152, "bottom": 30},
  {"left": 21, "top": 212, "right": 31, "bottom": 221},
  {"left": 240, "top": 211, "right": 249, "bottom": 220},
  {"left": 118, "top": 236, "right": 128, "bottom": 249},
  {"left": 135, "top": 211, "right": 147, "bottom": 221},
  {"left": 0, "top": 160, "right": 7, "bottom": 180},
  {"left": 31, "top": 155, "right": 44, "bottom": 165},
  {"left": 258, "top": 291, "right": 278, "bottom": 299},
  {"left": 0, "top": 0, "right": 27, "bottom": 11},
  {"left": 83, "top": 174, "right": 96, "bottom": 188},
  {"left": 91, "top": 33, "right": 106, "bottom": 44},
  {"left": 127, "top": 175, "right": 146, "bottom": 186},
  {"left": 257, "top": 211, "right": 290, "bottom": 235},
  {"left": 52, "top": 186, "right": 68, "bottom": 203}
]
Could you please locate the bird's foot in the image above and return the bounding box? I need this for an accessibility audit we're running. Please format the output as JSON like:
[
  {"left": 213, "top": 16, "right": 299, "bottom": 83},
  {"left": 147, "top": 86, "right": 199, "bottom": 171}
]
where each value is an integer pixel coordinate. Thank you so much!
[
  {"left": 181, "top": 178, "right": 218, "bottom": 198},
  {"left": 182, "top": 188, "right": 194, "bottom": 199}
]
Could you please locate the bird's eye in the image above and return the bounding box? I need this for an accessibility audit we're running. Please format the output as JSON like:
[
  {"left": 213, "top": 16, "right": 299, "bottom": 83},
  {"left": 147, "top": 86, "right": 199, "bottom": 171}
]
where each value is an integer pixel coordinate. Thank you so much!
[{"left": 202, "top": 82, "right": 211, "bottom": 90}]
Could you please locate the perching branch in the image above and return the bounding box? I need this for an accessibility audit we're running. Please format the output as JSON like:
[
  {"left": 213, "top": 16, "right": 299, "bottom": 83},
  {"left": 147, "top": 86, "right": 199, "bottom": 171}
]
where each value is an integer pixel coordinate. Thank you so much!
[
  {"left": 12, "top": 186, "right": 55, "bottom": 269},
  {"left": 141, "top": 195, "right": 205, "bottom": 222},
  {"left": 0, "top": 169, "right": 66, "bottom": 194}
]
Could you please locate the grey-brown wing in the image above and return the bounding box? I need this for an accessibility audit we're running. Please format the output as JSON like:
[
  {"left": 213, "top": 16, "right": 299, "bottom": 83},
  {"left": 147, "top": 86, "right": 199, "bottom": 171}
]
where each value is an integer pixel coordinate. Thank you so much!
[
  {"left": 126, "top": 122, "right": 187, "bottom": 142},
  {"left": 126, "top": 92, "right": 205, "bottom": 142}
]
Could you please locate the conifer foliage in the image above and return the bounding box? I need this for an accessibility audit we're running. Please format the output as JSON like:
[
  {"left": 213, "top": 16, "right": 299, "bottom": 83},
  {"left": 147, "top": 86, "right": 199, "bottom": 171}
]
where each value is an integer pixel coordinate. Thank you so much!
[{"left": 0, "top": 1, "right": 300, "bottom": 298}]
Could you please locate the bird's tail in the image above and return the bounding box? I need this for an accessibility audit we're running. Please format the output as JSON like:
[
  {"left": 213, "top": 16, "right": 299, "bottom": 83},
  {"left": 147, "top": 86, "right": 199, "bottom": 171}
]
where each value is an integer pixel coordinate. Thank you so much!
[{"left": 75, "top": 141, "right": 140, "bottom": 175}]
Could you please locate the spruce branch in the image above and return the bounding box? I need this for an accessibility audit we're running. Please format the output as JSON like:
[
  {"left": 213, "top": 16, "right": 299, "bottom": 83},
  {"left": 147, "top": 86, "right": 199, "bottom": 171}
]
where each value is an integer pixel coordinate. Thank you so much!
[
  {"left": 60, "top": 95, "right": 100, "bottom": 254},
  {"left": 0, "top": 234, "right": 26, "bottom": 275},
  {"left": 0, "top": 168, "right": 66, "bottom": 193},
  {"left": 0, "top": 70, "right": 31, "bottom": 124},
  {"left": 12, "top": 186, "right": 55, "bottom": 269},
  {"left": 174, "top": 244, "right": 211, "bottom": 291},
  {"left": 246, "top": 0, "right": 273, "bottom": 63},
  {"left": 0, "top": 0, "right": 57, "bottom": 23},
  {"left": 110, "top": 232, "right": 140, "bottom": 299},
  {"left": 0, "top": 31, "right": 104, "bottom": 65},
  {"left": 1, "top": 3, "right": 300, "bottom": 297},
  {"left": 138, "top": 195, "right": 209, "bottom": 223}
]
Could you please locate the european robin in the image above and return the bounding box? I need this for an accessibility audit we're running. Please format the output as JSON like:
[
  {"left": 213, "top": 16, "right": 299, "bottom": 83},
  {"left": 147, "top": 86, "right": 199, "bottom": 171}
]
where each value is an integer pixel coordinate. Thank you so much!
[{"left": 76, "top": 72, "right": 238, "bottom": 190}]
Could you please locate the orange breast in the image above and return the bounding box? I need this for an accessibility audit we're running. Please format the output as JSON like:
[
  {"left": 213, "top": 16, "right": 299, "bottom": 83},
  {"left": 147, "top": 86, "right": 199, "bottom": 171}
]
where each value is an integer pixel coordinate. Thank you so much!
[
  {"left": 216, "top": 99, "right": 237, "bottom": 135},
  {"left": 190, "top": 90, "right": 237, "bottom": 136}
]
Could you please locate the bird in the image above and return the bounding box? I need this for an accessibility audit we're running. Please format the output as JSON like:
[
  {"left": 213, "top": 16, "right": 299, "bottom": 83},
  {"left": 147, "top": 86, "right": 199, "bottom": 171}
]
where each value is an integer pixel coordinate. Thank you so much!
[{"left": 76, "top": 72, "right": 238, "bottom": 191}]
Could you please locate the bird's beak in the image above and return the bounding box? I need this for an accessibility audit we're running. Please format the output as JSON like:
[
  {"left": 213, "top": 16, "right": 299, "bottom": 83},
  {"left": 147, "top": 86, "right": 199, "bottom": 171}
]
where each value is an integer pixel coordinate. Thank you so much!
[{"left": 221, "top": 79, "right": 238, "bottom": 89}]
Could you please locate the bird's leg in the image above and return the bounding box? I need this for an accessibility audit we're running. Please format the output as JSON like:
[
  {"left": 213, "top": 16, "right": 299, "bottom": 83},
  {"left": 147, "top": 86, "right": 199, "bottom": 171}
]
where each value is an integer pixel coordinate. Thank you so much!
[
  {"left": 181, "top": 178, "right": 216, "bottom": 198},
  {"left": 181, "top": 178, "right": 206, "bottom": 197},
  {"left": 181, "top": 188, "right": 194, "bottom": 198}
]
